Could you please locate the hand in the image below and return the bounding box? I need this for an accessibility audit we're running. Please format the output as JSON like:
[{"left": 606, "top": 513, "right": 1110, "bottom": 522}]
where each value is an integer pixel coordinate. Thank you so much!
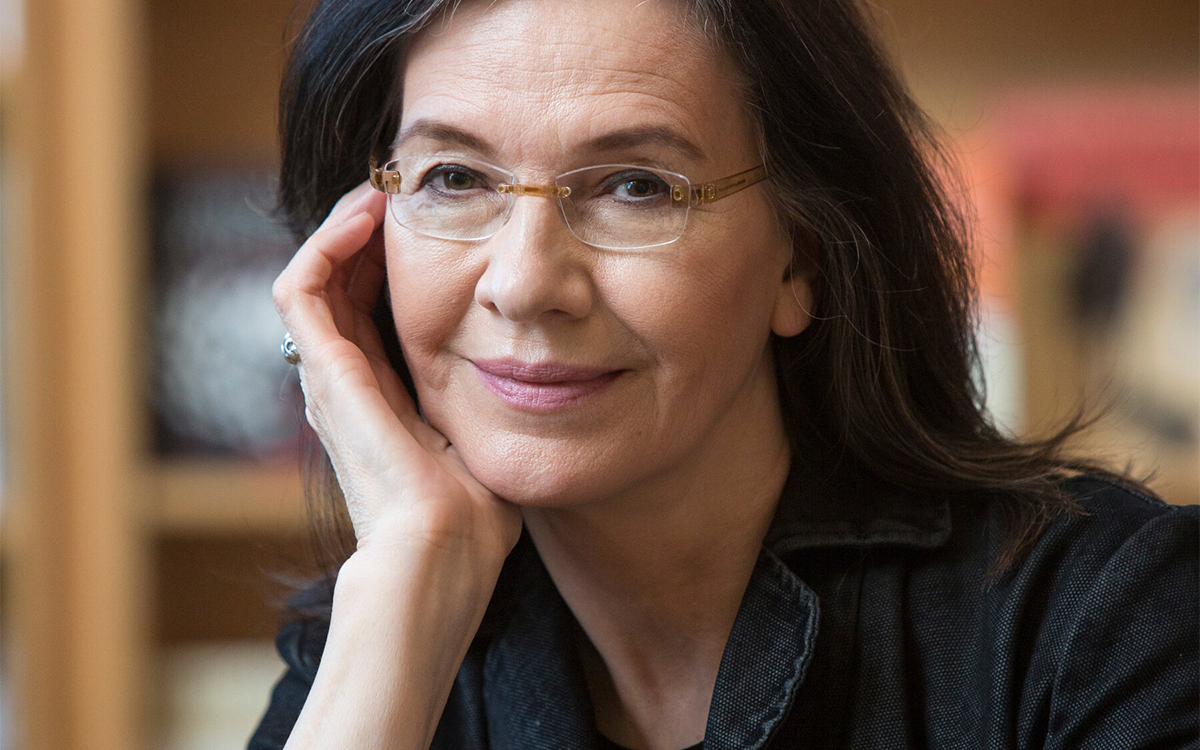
[{"left": 272, "top": 182, "right": 522, "bottom": 566}]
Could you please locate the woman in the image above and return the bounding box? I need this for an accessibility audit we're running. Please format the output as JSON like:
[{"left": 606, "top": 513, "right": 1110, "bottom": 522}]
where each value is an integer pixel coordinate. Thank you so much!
[{"left": 252, "top": 0, "right": 1199, "bottom": 748}]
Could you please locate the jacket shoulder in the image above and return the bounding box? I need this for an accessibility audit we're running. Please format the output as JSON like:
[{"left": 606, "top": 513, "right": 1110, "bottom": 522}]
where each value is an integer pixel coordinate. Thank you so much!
[
  {"left": 1048, "top": 473, "right": 1197, "bottom": 560},
  {"left": 1029, "top": 475, "right": 1199, "bottom": 746},
  {"left": 1013, "top": 472, "right": 1198, "bottom": 585},
  {"left": 1059, "top": 472, "right": 1193, "bottom": 518}
]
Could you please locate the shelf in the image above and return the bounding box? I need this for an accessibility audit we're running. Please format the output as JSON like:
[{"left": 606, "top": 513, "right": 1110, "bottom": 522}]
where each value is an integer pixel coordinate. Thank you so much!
[
  {"left": 151, "top": 460, "right": 306, "bottom": 534},
  {"left": 147, "top": 0, "right": 297, "bottom": 167},
  {"left": 155, "top": 533, "right": 314, "bottom": 643}
]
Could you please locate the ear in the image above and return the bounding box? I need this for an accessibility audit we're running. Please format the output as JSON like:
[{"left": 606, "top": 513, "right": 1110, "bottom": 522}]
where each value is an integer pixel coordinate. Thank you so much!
[{"left": 771, "top": 238, "right": 815, "bottom": 338}]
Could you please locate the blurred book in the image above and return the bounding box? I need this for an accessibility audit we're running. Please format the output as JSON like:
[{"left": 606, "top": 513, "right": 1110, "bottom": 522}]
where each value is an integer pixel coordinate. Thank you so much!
[
  {"left": 150, "top": 171, "right": 302, "bottom": 461},
  {"left": 968, "top": 84, "right": 1199, "bottom": 504}
]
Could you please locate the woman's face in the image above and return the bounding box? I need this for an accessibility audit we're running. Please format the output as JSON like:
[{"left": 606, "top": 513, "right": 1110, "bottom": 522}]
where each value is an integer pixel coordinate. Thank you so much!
[{"left": 386, "top": 0, "right": 810, "bottom": 506}]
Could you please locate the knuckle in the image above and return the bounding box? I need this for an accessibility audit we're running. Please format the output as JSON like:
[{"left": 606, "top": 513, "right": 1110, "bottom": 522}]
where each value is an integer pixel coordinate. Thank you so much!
[
  {"left": 303, "top": 404, "right": 332, "bottom": 445},
  {"left": 271, "top": 277, "right": 295, "bottom": 312}
]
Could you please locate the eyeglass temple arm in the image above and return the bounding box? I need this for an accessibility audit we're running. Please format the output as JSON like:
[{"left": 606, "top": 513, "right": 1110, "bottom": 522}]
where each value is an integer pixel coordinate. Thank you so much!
[{"left": 684, "top": 164, "right": 768, "bottom": 207}]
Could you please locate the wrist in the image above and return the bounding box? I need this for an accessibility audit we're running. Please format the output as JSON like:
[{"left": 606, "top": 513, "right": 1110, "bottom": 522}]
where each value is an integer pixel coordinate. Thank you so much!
[
  {"left": 352, "top": 503, "right": 519, "bottom": 576},
  {"left": 333, "top": 536, "right": 506, "bottom": 625},
  {"left": 289, "top": 540, "right": 506, "bottom": 750}
]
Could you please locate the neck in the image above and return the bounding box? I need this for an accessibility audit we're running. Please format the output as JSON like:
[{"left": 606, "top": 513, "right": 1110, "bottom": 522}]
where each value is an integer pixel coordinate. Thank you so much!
[{"left": 521, "top": 360, "right": 791, "bottom": 750}]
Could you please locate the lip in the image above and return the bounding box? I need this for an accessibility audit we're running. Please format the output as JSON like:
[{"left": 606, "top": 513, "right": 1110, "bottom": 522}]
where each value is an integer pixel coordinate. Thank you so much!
[{"left": 471, "top": 357, "right": 624, "bottom": 411}]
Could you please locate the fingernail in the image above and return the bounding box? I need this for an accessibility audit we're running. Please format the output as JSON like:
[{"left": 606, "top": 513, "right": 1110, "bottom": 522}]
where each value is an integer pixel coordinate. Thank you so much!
[{"left": 339, "top": 191, "right": 374, "bottom": 225}]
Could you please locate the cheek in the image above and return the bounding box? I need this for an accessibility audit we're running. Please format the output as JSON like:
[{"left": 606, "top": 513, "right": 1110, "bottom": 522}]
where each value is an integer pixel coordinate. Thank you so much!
[
  {"left": 384, "top": 225, "right": 478, "bottom": 388},
  {"left": 610, "top": 219, "right": 787, "bottom": 382}
]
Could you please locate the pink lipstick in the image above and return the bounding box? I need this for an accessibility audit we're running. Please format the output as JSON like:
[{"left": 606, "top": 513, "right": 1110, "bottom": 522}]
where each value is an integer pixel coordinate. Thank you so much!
[{"left": 471, "top": 358, "right": 623, "bottom": 411}]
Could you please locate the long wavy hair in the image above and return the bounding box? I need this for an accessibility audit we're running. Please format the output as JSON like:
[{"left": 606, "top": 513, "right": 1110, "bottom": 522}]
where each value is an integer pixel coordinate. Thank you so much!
[{"left": 276, "top": 0, "right": 1111, "bottom": 616}]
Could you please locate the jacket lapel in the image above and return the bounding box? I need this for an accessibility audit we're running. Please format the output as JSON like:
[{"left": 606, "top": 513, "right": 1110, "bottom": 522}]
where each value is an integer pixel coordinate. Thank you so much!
[{"left": 704, "top": 549, "right": 821, "bottom": 750}]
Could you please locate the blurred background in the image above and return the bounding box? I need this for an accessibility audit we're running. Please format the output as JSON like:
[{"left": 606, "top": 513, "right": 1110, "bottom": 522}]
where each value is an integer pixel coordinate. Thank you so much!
[{"left": 0, "top": 0, "right": 1196, "bottom": 748}]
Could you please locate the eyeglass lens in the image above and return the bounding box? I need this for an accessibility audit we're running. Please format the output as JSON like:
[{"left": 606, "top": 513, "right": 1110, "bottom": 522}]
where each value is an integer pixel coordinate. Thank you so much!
[{"left": 383, "top": 156, "right": 691, "bottom": 250}]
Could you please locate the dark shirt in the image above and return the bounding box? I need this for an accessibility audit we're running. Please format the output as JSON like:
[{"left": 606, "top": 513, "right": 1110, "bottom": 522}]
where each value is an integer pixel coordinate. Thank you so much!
[
  {"left": 248, "top": 475, "right": 1200, "bottom": 749},
  {"left": 599, "top": 736, "right": 702, "bottom": 750}
]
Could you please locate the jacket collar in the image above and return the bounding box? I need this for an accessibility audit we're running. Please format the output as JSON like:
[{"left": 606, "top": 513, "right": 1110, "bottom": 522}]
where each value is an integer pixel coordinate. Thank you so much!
[
  {"left": 764, "top": 465, "right": 953, "bottom": 554},
  {"left": 703, "top": 549, "right": 819, "bottom": 750},
  {"left": 480, "top": 466, "right": 951, "bottom": 749},
  {"left": 482, "top": 537, "right": 819, "bottom": 750}
]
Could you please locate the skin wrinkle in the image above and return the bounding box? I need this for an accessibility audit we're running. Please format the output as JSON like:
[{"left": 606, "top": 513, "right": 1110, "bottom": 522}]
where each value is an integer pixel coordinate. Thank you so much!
[
  {"left": 393, "top": 122, "right": 708, "bottom": 175},
  {"left": 407, "top": 10, "right": 714, "bottom": 167},
  {"left": 388, "top": 1, "right": 801, "bottom": 451},
  {"left": 401, "top": 96, "right": 709, "bottom": 177}
]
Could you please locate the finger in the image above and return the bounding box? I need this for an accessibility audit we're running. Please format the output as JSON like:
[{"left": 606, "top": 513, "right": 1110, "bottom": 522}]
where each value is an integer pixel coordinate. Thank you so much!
[
  {"left": 347, "top": 304, "right": 446, "bottom": 450},
  {"left": 326, "top": 266, "right": 360, "bottom": 344},
  {"left": 295, "top": 335, "right": 433, "bottom": 478},
  {"left": 327, "top": 227, "right": 385, "bottom": 340},
  {"left": 273, "top": 192, "right": 388, "bottom": 415},
  {"left": 361, "top": 346, "right": 443, "bottom": 454},
  {"left": 274, "top": 211, "right": 379, "bottom": 351},
  {"left": 346, "top": 226, "right": 388, "bottom": 316},
  {"left": 327, "top": 194, "right": 387, "bottom": 292},
  {"left": 278, "top": 185, "right": 385, "bottom": 304},
  {"left": 319, "top": 196, "right": 388, "bottom": 338},
  {"left": 328, "top": 220, "right": 408, "bottom": 421}
]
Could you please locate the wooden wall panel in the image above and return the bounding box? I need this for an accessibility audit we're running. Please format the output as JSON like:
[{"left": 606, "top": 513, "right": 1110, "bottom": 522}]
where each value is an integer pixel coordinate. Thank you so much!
[{"left": 14, "top": 0, "right": 150, "bottom": 748}]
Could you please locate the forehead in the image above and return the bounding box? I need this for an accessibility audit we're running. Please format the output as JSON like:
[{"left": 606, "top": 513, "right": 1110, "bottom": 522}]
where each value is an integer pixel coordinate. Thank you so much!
[{"left": 399, "top": 0, "right": 757, "bottom": 168}]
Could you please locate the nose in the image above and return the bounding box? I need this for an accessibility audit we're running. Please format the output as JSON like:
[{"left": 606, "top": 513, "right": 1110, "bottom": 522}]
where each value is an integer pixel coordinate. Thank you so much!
[{"left": 474, "top": 194, "right": 594, "bottom": 323}]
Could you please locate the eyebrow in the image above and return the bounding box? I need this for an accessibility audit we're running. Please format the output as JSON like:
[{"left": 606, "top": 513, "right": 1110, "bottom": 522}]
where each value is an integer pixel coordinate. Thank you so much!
[
  {"left": 392, "top": 120, "right": 708, "bottom": 163},
  {"left": 582, "top": 126, "right": 707, "bottom": 162},
  {"left": 392, "top": 120, "right": 497, "bottom": 158}
]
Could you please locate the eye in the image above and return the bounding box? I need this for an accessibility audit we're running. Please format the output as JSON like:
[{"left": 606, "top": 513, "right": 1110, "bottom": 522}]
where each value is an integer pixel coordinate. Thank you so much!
[
  {"left": 601, "top": 170, "right": 669, "bottom": 201},
  {"left": 423, "top": 164, "right": 488, "bottom": 192}
]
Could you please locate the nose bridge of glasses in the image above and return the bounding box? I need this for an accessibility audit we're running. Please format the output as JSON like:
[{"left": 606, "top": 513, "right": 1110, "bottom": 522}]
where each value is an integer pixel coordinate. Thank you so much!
[
  {"left": 497, "top": 180, "right": 574, "bottom": 244},
  {"left": 498, "top": 183, "right": 572, "bottom": 199},
  {"left": 496, "top": 183, "right": 574, "bottom": 241}
]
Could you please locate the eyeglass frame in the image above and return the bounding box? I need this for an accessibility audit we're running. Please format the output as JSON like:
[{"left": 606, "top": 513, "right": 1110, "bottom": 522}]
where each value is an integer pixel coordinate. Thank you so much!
[{"left": 367, "top": 158, "right": 768, "bottom": 250}]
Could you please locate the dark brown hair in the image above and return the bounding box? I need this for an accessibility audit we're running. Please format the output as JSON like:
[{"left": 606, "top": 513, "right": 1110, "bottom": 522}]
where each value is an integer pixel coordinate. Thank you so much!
[{"left": 277, "top": 0, "right": 1117, "bottom": 614}]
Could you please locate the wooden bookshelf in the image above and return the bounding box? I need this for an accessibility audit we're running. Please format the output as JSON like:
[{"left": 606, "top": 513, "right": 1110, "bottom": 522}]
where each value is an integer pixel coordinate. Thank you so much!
[
  {"left": 9, "top": 0, "right": 305, "bottom": 748},
  {"left": 152, "top": 461, "right": 305, "bottom": 534}
]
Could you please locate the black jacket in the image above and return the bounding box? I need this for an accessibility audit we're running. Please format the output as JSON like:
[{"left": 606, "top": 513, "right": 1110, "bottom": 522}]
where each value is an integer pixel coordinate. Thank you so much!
[{"left": 249, "top": 475, "right": 1200, "bottom": 749}]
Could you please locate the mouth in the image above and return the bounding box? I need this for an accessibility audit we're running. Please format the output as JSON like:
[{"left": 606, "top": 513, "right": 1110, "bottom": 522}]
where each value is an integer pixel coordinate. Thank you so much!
[{"left": 470, "top": 358, "right": 626, "bottom": 411}]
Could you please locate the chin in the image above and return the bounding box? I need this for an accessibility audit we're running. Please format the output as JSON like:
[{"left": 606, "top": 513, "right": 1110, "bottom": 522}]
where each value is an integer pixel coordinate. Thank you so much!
[{"left": 446, "top": 423, "right": 635, "bottom": 508}]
